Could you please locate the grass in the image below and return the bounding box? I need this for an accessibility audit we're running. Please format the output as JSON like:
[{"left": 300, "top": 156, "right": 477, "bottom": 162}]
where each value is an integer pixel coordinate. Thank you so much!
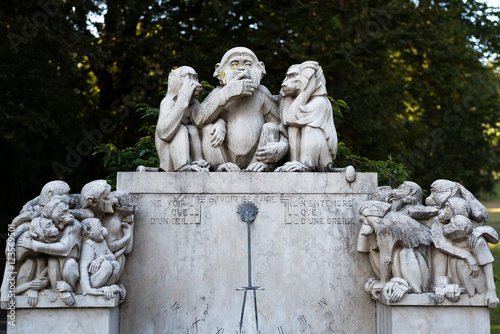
[{"left": 479, "top": 183, "right": 500, "bottom": 333}]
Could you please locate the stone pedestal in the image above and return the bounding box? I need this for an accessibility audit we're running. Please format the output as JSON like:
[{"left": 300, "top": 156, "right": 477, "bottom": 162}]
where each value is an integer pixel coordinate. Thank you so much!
[
  {"left": 376, "top": 294, "right": 490, "bottom": 334},
  {"left": 7, "top": 295, "right": 120, "bottom": 334},
  {"left": 117, "top": 171, "right": 377, "bottom": 334}
]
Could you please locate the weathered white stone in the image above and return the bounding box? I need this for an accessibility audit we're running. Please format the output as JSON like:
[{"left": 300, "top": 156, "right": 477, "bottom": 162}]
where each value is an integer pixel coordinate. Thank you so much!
[
  {"left": 8, "top": 306, "right": 119, "bottom": 334},
  {"left": 117, "top": 171, "right": 377, "bottom": 333},
  {"left": 376, "top": 301, "right": 490, "bottom": 334}
]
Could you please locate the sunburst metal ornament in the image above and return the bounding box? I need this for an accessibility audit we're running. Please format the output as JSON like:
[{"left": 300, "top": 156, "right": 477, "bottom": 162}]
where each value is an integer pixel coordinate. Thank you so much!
[{"left": 236, "top": 201, "right": 263, "bottom": 334}]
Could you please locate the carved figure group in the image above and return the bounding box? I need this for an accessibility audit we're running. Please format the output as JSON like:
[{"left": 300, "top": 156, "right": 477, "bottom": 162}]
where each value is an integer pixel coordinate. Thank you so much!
[
  {"left": 358, "top": 180, "right": 499, "bottom": 308},
  {"left": 154, "top": 47, "right": 338, "bottom": 173},
  {"left": 1, "top": 180, "right": 135, "bottom": 308}
]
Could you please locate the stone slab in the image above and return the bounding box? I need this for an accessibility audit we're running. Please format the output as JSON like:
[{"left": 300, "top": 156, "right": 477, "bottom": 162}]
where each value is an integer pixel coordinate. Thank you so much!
[
  {"left": 376, "top": 302, "right": 490, "bottom": 334},
  {"left": 14, "top": 294, "right": 121, "bottom": 308},
  {"left": 7, "top": 306, "right": 119, "bottom": 334},
  {"left": 380, "top": 292, "right": 488, "bottom": 307},
  {"left": 117, "top": 172, "right": 378, "bottom": 334}
]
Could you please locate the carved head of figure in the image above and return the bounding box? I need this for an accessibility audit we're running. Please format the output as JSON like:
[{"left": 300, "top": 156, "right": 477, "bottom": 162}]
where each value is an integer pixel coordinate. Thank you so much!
[
  {"left": 357, "top": 201, "right": 390, "bottom": 252},
  {"left": 214, "top": 47, "right": 266, "bottom": 86},
  {"left": 38, "top": 181, "right": 71, "bottom": 207},
  {"left": 442, "top": 214, "right": 473, "bottom": 242},
  {"left": 167, "top": 66, "right": 201, "bottom": 102},
  {"left": 43, "top": 197, "right": 73, "bottom": 230},
  {"left": 426, "top": 179, "right": 459, "bottom": 208},
  {"left": 373, "top": 186, "right": 393, "bottom": 202},
  {"left": 439, "top": 197, "right": 471, "bottom": 223},
  {"left": 82, "top": 218, "right": 108, "bottom": 242},
  {"left": 80, "top": 180, "right": 117, "bottom": 215},
  {"left": 390, "top": 181, "right": 423, "bottom": 205},
  {"left": 280, "top": 61, "right": 327, "bottom": 98},
  {"left": 29, "top": 217, "right": 59, "bottom": 243}
]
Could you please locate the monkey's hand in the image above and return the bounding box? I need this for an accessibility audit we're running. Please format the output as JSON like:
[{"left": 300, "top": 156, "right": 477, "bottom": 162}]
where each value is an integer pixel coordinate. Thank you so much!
[
  {"left": 224, "top": 72, "right": 255, "bottom": 98},
  {"left": 89, "top": 259, "right": 102, "bottom": 274},
  {"left": 178, "top": 79, "right": 201, "bottom": 105},
  {"left": 217, "top": 162, "right": 241, "bottom": 172},
  {"left": 468, "top": 262, "right": 479, "bottom": 278},
  {"left": 244, "top": 162, "right": 269, "bottom": 172},
  {"left": 467, "top": 229, "right": 481, "bottom": 249},
  {"left": 17, "top": 234, "right": 34, "bottom": 251},
  {"left": 102, "top": 286, "right": 115, "bottom": 300},
  {"left": 30, "top": 277, "right": 48, "bottom": 291},
  {"left": 255, "top": 141, "right": 286, "bottom": 164},
  {"left": 27, "top": 290, "right": 39, "bottom": 307},
  {"left": 210, "top": 120, "right": 226, "bottom": 147},
  {"left": 486, "top": 289, "right": 499, "bottom": 308}
]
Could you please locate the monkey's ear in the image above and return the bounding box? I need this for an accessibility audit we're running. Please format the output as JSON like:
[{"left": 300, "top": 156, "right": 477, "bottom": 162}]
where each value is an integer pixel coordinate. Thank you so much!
[
  {"left": 83, "top": 223, "right": 92, "bottom": 235},
  {"left": 89, "top": 197, "right": 98, "bottom": 207},
  {"left": 29, "top": 225, "right": 38, "bottom": 239},
  {"left": 259, "top": 61, "right": 266, "bottom": 77},
  {"left": 464, "top": 226, "right": 472, "bottom": 235},
  {"left": 213, "top": 63, "right": 221, "bottom": 78}
]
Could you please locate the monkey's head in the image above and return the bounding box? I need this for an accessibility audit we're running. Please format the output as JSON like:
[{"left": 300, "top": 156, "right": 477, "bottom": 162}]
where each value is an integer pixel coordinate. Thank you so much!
[
  {"left": 82, "top": 218, "right": 108, "bottom": 242},
  {"left": 426, "top": 179, "right": 460, "bottom": 208},
  {"left": 38, "top": 180, "right": 70, "bottom": 207},
  {"left": 443, "top": 215, "right": 473, "bottom": 242},
  {"left": 81, "top": 180, "right": 117, "bottom": 215},
  {"left": 43, "top": 197, "right": 73, "bottom": 230},
  {"left": 390, "top": 181, "right": 423, "bottom": 204},
  {"left": 167, "top": 66, "right": 200, "bottom": 101},
  {"left": 29, "top": 217, "right": 59, "bottom": 243},
  {"left": 214, "top": 47, "right": 265, "bottom": 86},
  {"left": 280, "top": 61, "right": 327, "bottom": 98}
]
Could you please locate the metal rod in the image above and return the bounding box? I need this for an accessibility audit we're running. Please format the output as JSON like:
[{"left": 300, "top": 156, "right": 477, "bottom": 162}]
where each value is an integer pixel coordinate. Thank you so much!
[
  {"left": 239, "top": 290, "right": 247, "bottom": 334},
  {"left": 253, "top": 289, "right": 259, "bottom": 334},
  {"left": 247, "top": 220, "right": 252, "bottom": 287}
]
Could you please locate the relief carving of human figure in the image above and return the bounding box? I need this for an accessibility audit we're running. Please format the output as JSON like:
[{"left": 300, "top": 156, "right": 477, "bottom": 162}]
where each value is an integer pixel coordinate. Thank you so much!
[
  {"left": 155, "top": 66, "right": 209, "bottom": 172},
  {"left": 277, "top": 61, "right": 338, "bottom": 172},
  {"left": 193, "top": 47, "right": 289, "bottom": 172}
]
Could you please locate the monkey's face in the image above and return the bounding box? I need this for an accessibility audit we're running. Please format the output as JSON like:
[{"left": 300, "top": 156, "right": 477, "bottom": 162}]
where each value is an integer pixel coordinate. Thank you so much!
[
  {"left": 97, "top": 188, "right": 117, "bottom": 214},
  {"left": 443, "top": 217, "right": 471, "bottom": 241},
  {"left": 91, "top": 220, "right": 108, "bottom": 242},
  {"left": 438, "top": 203, "right": 453, "bottom": 223},
  {"left": 52, "top": 203, "right": 74, "bottom": 230},
  {"left": 30, "top": 218, "right": 59, "bottom": 243},
  {"left": 280, "top": 66, "right": 301, "bottom": 97},
  {"left": 221, "top": 54, "right": 262, "bottom": 87}
]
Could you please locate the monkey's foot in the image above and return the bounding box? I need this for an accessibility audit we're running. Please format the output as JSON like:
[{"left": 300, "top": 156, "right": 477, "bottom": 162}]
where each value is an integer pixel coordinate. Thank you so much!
[
  {"left": 44, "top": 289, "right": 58, "bottom": 302},
  {"left": 364, "top": 278, "right": 383, "bottom": 301},
  {"left": 136, "top": 165, "right": 159, "bottom": 172},
  {"left": 27, "top": 289, "right": 39, "bottom": 307},
  {"left": 111, "top": 284, "right": 127, "bottom": 302},
  {"left": 178, "top": 164, "right": 209, "bottom": 172},
  {"left": 486, "top": 290, "right": 499, "bottom": 308},
  {"left": 216, "top": 162, "right": 241, "bottom": 172},
  {"left": 275, "top": 161, "right": 312, "bottom": 172},
  {"left": 382, "top": 278, "right": 411, "bottom": 303},
  {"left": 59, "top": 291, "right": 76, "bottom": 306},
  {"left": 56, "top": 280, "right": 73, "bottom": 293},
  {"left": 244, "top": 162, "right": 269, "bottom": 172},
  {"left": 191, "top": 160, "right": 210, "bottom": 169}
]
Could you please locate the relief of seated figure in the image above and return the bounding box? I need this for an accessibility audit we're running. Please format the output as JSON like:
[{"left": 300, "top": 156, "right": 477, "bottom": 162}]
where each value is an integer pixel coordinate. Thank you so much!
[
  {"left": 155, "top": 66, "right": 209, "bottom": 172},
  {"left": 80, "top": 218, "right": 125, "bottom": 301},
  {"left": 276, "top": 61, "right": 337, "bottom": 172},
  {"left": 192, "top": 47, "right": 289, "bottom": 172}
]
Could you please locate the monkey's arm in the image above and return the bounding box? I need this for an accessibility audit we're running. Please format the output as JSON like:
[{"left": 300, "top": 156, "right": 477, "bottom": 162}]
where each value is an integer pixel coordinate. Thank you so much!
[
  {"left": 19, "top": 236, "right": 73, "bottom": 257},
  {"left": 79, "top": 244, "right": 104, "bottom": 296},
  {"left": 107, "top": 223, "right": 132, "bottom": 253},
  {"left": 156, "top": 98, "right": 190, "bottom": 142}
]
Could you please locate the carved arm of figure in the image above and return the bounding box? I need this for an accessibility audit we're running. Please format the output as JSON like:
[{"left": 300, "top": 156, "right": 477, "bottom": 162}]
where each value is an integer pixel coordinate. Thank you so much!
[
  {"left": 432, "top": 225, "right": 479, "bottom": 277},
  {"left": 194, "top": 73, "right": 257, "bottom": 127},
  {"left": 157, "top": 79, "right": 200, "bottom": 143},
  {"left": 79, "top": 243, "right": 105, "bottom": 297},
  {"left": 17, "top": 234, "right": 73, "bottom": 257},
  {"left": 107, "top": 223, "right": 132, "bottom": 254}
]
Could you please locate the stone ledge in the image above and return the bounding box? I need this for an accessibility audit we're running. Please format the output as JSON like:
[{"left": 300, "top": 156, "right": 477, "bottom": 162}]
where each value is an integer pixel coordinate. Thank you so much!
[
  {"left": 117, "top": 171, "right": 377, "bottom": 194},
  {"left": 379, "top": 292, "right": 488, "bottom": 307},
  {"left": 13, "top": 294, "right": 121, "bottom": 309}
]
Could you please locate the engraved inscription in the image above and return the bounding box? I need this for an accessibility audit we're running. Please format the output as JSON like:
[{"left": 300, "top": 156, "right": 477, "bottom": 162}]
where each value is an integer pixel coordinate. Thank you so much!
[
  {"left": 149, "top": 195, "right": 205, "bottom": 225},
  {"left": 281, "top": 195, "right": 356, "bottom": 225}
]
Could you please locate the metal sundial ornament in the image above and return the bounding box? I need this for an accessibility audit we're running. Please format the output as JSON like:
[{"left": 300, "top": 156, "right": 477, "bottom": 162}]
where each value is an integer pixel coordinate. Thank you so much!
[{"left": 236, "top": 201, "right": 263, "bottom": 334}]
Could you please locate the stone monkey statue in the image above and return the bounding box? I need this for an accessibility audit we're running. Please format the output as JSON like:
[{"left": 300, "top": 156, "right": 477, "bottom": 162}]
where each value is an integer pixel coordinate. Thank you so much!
[
  {"left": 193, "top": 47, "right": 289, "bottom": 172},
  {"left": 80, "top": 218, "right": 125, "bottom": 300},
  {"left": 277, "top": 61, "right": 338, "bottom": 172},
  {"left": 155, "top": 66, "right": 208, "bottom": 172}
]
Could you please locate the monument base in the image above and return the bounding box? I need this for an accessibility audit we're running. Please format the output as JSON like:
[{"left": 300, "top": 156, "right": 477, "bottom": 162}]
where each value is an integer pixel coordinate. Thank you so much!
[
  {"left": 7, "top": 295, "right": 120, "bottom": 334},
  {"left": 376, "top": 294, "right": 490, "bottom": 334}
]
